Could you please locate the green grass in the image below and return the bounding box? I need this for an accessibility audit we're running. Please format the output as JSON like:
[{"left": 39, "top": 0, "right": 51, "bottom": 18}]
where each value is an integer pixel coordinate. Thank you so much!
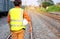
[{"left": 47, "top": 5, "right": 60, "bottom": 12}]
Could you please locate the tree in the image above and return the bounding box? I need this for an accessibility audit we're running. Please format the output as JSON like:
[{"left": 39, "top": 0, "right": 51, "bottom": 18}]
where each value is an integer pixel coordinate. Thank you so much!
[
  {"left": 48, "top": 0, "right": 54, "bottom": 5},
  {"left": 42, "top": 2, "right": 54, "bottom": 8},
  {"left": 37, "top": 0, "right": 54, "bottom": 7}
]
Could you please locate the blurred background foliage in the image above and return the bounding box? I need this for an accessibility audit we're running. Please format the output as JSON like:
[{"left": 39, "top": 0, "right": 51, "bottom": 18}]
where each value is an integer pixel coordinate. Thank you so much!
[{"left": 47, "top": 5, "right": 60, "bottom": 12}]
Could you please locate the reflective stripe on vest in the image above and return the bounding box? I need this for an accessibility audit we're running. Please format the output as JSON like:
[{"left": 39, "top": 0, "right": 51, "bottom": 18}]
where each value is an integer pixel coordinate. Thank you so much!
[{"left": 9, "top": 8, "right": 26, "bottom": 31}]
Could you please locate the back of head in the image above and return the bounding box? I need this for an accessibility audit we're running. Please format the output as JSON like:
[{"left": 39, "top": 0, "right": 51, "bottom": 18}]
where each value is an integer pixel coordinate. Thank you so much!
[{"left": 14, "top": 0, "right": 22, "bottom": 6}]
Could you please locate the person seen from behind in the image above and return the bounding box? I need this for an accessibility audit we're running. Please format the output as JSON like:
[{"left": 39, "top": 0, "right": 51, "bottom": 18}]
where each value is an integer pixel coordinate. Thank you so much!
[{"left": 7, "top": 0, "right": 32, "bottom": 39}]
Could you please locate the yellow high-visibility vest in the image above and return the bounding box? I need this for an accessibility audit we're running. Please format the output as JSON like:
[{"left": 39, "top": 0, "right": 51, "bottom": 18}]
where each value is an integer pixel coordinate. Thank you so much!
[{"left": 9, "top": 8, "right": 26, "bottom": 31}]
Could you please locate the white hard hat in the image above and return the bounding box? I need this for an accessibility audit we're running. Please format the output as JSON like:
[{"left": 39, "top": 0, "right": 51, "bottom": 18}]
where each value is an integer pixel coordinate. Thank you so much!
[{"left": 23, "top": 18, "right": 28, "bottom": 25}]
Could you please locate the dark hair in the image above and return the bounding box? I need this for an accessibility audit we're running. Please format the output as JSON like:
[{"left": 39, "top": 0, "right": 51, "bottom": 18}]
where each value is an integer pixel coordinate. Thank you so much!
[{"left": 14, "top": 0, "right": 22, "bottom": 6}]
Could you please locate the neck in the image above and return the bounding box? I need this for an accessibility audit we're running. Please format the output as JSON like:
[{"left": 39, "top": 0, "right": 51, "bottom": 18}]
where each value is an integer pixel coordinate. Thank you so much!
[{"left": 15, "top": 6, "right": 20, "bottom": 8}]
